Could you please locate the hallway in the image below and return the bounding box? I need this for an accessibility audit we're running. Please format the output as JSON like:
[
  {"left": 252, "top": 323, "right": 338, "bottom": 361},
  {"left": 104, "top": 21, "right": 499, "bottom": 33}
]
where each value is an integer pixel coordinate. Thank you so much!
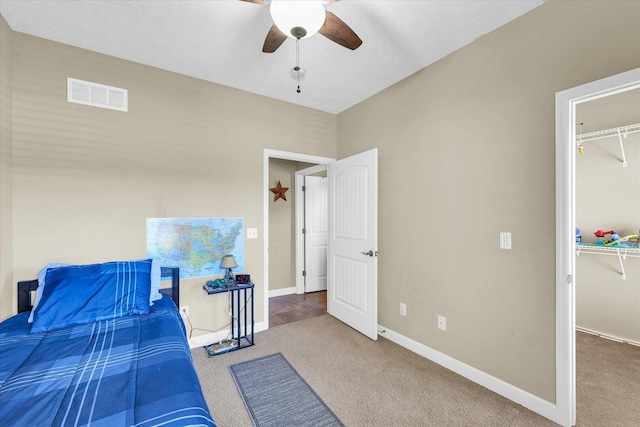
[{"left": 269, "top": 291, "right": 327, "bottom": 326}]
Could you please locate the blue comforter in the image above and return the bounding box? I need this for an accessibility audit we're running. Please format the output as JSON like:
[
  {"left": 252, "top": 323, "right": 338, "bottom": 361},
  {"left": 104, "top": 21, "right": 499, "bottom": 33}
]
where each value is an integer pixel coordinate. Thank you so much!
[{"left": 0, "top": 296, "right": 216, "bottom": 427}]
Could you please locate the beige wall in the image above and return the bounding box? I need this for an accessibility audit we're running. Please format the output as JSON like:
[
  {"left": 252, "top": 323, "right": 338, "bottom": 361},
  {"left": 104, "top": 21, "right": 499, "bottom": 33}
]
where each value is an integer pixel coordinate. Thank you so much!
[
  {"left": 268, "top": 159, "right": 318, "bottom": 293},
  {"left": 337, "top": 0, "right": 640, "bottom": 403},
  {"left": 0, "top": 16, "right": 13, "bottom": 320},
  {"left": 268, "top": 158, "right": 296, "bottom": 292},
  {"left": 576, "top": 90, "right": 640, "bottom": 343},
  {"left": 1, "top": 27, "right": 338, "bottom": 334}
]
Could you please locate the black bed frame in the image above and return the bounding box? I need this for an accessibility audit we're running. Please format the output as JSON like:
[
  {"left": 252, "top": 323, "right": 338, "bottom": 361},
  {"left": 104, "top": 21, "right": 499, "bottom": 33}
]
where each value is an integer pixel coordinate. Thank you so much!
[{"left": 17, "top": 266, "right": 180, "bottom": 313}]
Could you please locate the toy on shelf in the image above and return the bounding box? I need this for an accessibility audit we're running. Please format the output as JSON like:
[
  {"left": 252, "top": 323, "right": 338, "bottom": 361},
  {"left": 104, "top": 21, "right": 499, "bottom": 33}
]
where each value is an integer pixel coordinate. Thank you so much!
[
  {"left": 604, "top": 234, "right": 640, "bottom": 247},
  {"left": 576, "top": 228, "right": 640, "bottom": 280},
  {"left": 592, "top": 229, "right": 640, "bottom": 247},
  {"left": 593, "top": 229, "right": 615, "bottom": 244}
]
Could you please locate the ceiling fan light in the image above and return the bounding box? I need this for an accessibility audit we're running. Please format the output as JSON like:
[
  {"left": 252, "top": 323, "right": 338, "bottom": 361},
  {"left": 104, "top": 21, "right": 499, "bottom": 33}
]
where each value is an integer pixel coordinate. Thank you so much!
[
  {"left": 291, "top": 67, "right": 306, "bottom": 81},
  {"left": 270, "top": 1, "right": 326, "bottom": 40}
]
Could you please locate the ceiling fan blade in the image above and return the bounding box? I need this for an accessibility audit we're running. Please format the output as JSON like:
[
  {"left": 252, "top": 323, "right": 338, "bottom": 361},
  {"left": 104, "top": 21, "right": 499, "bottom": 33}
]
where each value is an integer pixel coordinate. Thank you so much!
[
  {"left": 262, "top": 24, "right": 288, "bottom": 53},
  {"left": 319, "top": 11, "right": 362, "bottom": 50},
  {"left": 239, "top": 0, "right": 265, "bottom": 4}
]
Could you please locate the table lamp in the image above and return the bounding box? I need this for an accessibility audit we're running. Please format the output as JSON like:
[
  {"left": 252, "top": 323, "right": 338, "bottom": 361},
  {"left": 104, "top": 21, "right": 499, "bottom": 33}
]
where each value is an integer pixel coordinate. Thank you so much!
[{"left": 220, "top": 255, "right": 238, "bottom": 285}]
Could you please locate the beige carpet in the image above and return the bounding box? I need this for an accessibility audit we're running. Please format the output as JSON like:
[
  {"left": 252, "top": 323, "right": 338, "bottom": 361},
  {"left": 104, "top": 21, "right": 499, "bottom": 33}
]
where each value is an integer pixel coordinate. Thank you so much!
[
  {"left": 194, "top": 315, "right": 561, "bottom": 426},
  {"left": 576, "top": 332, "right": 640, "bottom": 426},
  {"left": 192, "top": 316, "right": 640, "bottom": 426}
]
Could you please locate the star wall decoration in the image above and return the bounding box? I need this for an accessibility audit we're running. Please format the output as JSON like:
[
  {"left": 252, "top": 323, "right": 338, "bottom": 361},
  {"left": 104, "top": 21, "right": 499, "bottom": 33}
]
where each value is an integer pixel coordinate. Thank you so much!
[{"left": 270, "top": 180, "right": 289, "bottom": 202}]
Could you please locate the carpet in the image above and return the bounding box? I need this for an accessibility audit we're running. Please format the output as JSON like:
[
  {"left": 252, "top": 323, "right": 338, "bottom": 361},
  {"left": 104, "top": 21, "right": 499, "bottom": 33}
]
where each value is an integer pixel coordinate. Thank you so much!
[{"left": 229, "top": 353, "right": 344, "bottom": 427}]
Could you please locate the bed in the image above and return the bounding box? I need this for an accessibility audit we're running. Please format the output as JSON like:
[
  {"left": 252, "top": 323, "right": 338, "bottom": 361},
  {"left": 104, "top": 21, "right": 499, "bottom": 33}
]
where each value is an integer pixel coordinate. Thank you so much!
[{"left": 0, "top": 259, "right": 216, "bottom": 427}]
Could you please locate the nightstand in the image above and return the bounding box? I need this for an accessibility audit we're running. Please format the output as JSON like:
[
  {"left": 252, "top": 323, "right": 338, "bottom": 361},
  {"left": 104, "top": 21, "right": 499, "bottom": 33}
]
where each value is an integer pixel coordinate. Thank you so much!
[{"left": 203, "top": 282, "right": 254, "bottom": 356}]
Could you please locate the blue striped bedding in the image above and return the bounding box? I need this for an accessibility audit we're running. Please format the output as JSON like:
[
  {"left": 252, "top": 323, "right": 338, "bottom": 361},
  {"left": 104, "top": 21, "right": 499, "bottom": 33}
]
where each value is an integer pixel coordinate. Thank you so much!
[{"left": 0, "top": 296, "right": 216, "bottom": 427}]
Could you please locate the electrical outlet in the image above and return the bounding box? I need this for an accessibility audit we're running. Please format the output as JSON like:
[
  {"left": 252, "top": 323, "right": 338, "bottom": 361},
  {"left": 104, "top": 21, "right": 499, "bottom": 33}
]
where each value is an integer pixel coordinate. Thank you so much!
[
  {"left": 180, "top": 306, "right": 189, "bottom": 317},
  {"left": 438, "top": 315, "right": 446, "bottom": 331},
  {"left": 400, "top": 303, "right": 407, "bottom": 316}
]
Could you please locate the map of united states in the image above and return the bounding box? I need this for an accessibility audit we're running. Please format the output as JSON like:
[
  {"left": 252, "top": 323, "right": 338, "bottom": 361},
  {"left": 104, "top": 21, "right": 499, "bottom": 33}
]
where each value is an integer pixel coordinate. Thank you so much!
[{"left": 146, "top": 218, "right": 244, "bottom": 279}]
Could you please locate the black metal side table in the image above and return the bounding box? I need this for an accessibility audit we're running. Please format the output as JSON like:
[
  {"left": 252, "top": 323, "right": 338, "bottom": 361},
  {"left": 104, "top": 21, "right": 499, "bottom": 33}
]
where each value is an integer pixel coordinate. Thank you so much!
[{"left": 203, "top": 282, "right": 255, "bottom": 357}]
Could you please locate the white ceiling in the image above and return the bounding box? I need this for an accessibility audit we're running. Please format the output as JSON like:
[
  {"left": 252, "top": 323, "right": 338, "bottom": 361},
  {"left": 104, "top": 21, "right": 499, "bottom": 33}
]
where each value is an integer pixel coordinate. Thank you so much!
[{"left": 0, "top": 0, "right": 544, "bottom": 114}]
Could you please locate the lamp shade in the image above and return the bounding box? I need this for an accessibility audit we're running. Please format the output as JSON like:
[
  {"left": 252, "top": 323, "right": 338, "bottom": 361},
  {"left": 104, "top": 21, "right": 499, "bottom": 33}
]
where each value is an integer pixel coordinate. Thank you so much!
[
  {"left": 270, "top": 1, "right": 326, "bottom": 39},
  {"left": 220, "top": 255, "right": 238, "bottom": 269}
]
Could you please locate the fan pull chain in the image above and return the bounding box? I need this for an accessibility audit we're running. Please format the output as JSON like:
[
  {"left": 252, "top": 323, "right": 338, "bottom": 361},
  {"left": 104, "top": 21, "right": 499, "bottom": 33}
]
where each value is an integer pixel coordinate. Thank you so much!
[{"left": 295, "top": 38, "right": 301, "bottom": 93}]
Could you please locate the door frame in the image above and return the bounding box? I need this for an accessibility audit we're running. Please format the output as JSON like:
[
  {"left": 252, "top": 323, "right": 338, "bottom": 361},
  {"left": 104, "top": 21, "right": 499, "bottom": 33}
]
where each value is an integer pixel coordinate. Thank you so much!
[
  {"left": 555, "top": 67, "right": 640, "bottom": 427},
  {"left": 295, "top": 164, "right": 329, "bottom": 294},
  {"left": 264, "top": 149, "right": 335, "bottom": 327}
]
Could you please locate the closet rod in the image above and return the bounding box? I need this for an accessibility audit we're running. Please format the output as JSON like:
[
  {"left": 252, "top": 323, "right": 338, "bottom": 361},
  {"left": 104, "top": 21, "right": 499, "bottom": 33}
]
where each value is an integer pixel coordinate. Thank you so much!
[
  {"left": 576, "top": 122, "right": 640, "bottom": 143},
  {"left": 576, "top": 122, "right": 639, "bottom": 167}
]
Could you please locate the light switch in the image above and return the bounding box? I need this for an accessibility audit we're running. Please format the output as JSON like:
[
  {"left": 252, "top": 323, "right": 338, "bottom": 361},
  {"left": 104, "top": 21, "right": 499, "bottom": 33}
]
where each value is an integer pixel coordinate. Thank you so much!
[
  {"left": 247, "top": 228, "right": 258, "bottom": 239},
  {"left": 500, "top": 232, "right": 512, "bottom": 250}
]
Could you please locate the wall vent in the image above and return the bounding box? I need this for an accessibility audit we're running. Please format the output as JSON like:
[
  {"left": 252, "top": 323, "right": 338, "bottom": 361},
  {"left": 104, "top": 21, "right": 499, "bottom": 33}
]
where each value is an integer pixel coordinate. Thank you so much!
[{"left": 67, "top": 78, "right": 128, "bottom": 112}]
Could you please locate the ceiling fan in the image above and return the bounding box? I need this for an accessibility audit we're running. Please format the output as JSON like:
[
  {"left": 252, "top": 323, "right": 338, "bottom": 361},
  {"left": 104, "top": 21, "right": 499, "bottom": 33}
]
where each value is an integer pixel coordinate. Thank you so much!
[{"left": 241, "top": 0, "right": 362, "bottom": 53}]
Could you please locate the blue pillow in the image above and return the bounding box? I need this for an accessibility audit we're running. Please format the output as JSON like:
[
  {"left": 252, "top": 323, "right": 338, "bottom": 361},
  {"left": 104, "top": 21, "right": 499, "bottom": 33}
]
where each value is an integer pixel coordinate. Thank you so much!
[
  {"left": 29, "top": 259, "right": 162, "bottom": 323},
  {"left": 30, "top": 260, "right": 152, "bottom": 333},
  {"left": 28, "top": 262, "right": 70, "bottom": 323},
  {"left": 149, "top": 258, "right": 162, "bottom": 304}
]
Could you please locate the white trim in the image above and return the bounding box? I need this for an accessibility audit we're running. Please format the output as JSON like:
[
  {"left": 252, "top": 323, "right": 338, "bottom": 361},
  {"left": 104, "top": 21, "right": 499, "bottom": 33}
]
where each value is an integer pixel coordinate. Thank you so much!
[
  {"left": 555, "top": 67, "right": 640, "bottom": 427},
  {"left": 295, "top": 173, "right": 305, "bottom": 295},
  {"left": 378, "top": 325, "right": 559, "bottom": 423},
  {"left": 263, "top": 149, "right": 335, "bottom": 330},
  {"left": 187, "top": 321, "right": 268, "bottom": 349},
  {"left": 576, "top": 326, "right": 640, "bottom": 347},
  {"left": 269, "top": 286, "right": 297, "bottom": 298},
  {"left": 295, "top": 164, "right": 329, "bottom": 294}
]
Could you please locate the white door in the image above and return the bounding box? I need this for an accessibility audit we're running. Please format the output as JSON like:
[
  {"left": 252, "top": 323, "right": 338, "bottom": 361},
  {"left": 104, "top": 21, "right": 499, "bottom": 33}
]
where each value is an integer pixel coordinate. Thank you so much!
[
  {"left": 304, "top": 176, "right": 328, "bottom": 292},
  {"left": 328, "top": 149, "right": 378, "bottom": 340}
]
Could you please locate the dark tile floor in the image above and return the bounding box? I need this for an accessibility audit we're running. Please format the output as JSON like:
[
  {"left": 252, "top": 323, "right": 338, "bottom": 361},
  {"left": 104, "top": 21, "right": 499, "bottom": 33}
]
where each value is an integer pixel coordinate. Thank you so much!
[{"left": 269, "top": 291, "right": 327, "bottom": 327}]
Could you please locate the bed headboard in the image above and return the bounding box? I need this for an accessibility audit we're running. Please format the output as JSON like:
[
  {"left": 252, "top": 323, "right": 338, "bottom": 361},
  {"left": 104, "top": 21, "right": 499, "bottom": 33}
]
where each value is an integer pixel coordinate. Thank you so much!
[
  {"left": 17, "top": 266, "right": 180, "bottom": 313},
  {"left": 159, "top": 266, "right": 180, "bottom": 308}
]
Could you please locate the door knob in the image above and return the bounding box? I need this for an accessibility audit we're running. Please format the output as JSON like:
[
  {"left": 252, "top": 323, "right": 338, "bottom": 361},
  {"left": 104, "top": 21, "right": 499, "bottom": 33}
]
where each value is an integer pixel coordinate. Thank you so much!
[{"left": 361, "top": 250, "right": 374, "bottom": 257}]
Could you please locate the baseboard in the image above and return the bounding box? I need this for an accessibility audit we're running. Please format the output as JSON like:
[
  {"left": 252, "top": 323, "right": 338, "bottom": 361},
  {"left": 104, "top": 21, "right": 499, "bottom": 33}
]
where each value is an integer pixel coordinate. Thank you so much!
[
  {"left": 269, "top": 287, "right": 296, "bottom": 298},
  {"left": 576, "top": 326, "right": 640, "bottom": 346},
  {"left": 188, "top": 321, "right": 267, "bottom": 349},
  {"left": 378, "top": 325, "right": 562, "bottom": 425}
]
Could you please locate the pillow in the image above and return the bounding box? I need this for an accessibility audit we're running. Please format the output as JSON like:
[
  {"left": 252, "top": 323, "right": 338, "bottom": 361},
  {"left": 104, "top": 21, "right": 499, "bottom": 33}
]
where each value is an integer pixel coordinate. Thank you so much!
[
  {"left": 30, "top": 259, "right": 152, "bottom": 333},
  {"left": 28, "top": 263, "right": 70, "bottom": 324},
  {"left": 149, "top": 258, "right": 162, "bottom": 304},
  {"left": 30, "top": 258, "right": 162, "bottom": 322}
]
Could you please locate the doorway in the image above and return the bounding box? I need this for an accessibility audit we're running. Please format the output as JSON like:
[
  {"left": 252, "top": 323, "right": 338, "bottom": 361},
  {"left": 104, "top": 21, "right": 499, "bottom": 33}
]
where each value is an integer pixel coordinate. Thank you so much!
[
  {"left": 555, "top": 67, "right": 640, "bottom": 427},
  {"left": 263, "top": 150, "right": 335, "bottom": 329},
  {"left": 268, "top": 158, "right": 325, "bottom": 298},
  {"left": 295, "top": 164, "right": 329, "bottom": 295},
  {"left": 264, "top": 148, "right": 379, "bottom": 340}
]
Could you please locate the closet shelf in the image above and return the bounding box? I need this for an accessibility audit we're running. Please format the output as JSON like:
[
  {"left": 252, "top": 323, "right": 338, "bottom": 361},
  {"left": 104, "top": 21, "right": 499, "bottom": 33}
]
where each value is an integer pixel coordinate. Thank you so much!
[
  {"left": 576, "top": 243, "right": 640, "bottom": 280},
  {"left": 576, "top": 122, "right": 640, "bottom": 167}
]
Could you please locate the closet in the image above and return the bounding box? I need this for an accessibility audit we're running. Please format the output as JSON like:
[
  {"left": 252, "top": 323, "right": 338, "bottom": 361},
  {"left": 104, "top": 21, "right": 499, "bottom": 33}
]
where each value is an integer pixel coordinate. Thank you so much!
[{"left": 575, "top": 88, "right": 640, "bottom": 345}]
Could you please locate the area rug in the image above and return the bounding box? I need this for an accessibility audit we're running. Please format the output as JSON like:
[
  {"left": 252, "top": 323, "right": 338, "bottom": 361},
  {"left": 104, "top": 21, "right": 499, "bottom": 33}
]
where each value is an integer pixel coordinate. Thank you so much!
[{"left": 229, "top": 353, "right": 344, "bottom": 427}]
